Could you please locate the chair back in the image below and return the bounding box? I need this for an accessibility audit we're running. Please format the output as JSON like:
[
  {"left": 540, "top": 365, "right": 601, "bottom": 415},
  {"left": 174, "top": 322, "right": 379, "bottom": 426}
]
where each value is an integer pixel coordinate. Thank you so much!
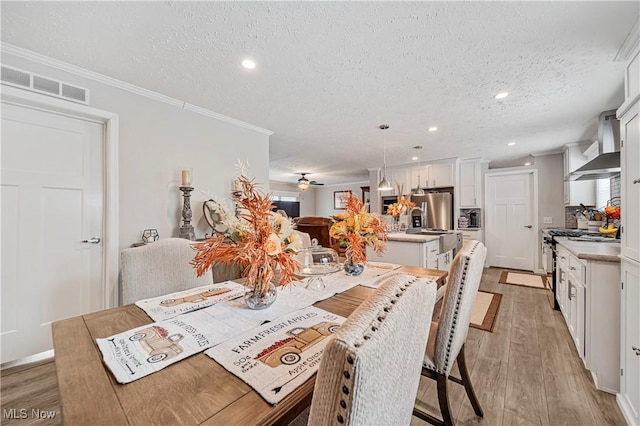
[
  {"left": 120, "top": 238, "right": 211, "bottom": 304},
  {"left": 308, "top": 274, "right": 437, "bottom": 425},
  {"left": 433, "top": 240, "right": 487, "bottom": 375}
]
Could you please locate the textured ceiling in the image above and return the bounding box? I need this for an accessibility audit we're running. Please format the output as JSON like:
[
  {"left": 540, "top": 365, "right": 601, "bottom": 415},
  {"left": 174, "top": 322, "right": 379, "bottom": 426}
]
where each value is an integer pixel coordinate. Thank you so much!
[{"left": 2, "top": 2, "right": 638, "bottom": 186}]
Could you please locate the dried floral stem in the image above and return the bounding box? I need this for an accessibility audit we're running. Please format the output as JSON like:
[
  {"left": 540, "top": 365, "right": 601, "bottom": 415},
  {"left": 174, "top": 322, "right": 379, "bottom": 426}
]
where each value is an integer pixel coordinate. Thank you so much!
[
  {"left": 330, "top": 193, "right": 389, "bottom": 265},
  {"left": 191, "top": 175, "right": 301, "bottom": 296}
]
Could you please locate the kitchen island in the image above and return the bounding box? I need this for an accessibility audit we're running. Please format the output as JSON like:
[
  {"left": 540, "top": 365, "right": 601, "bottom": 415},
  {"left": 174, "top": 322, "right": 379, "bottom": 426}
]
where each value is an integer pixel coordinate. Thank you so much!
[
  {"left": 553, "top": 236, "right": 620, "bottom": 394},
  {"left": 366, "top": 231, "right": 462, "bottom": 271}
]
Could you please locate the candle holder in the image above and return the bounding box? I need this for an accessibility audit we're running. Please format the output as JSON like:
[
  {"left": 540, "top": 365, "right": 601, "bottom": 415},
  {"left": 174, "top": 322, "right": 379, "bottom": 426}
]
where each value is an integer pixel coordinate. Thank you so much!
[{"left": 179, "top": 186, "right": 195, "bottom": 240}]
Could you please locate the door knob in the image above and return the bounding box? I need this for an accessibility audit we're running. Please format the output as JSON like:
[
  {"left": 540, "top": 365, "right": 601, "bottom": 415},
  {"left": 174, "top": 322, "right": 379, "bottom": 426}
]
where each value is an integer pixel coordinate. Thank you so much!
[
  {"left": 633, "top": 178, "right": 640, "bottom": 184},
  {"left": 633, "top": 346, "right": 640, "bottom": 356},
  {"left": 82, "top": 237, "right": 101, "bottom": 244},
  {"left": 524, "top": 225, "right": 532, "bottom": 228}
]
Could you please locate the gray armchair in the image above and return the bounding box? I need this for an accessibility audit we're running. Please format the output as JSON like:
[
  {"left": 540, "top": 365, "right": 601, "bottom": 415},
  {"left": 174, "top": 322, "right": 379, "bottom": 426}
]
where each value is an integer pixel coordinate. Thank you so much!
[
  {"left": 120, "top": 238, "right": 212, "bottom": 305},
  {"left": 413, "top": 240, "right": 487, "bottom": 426},
  {"left": 307, "top": 273, "right": 437, "bottom": 425}
]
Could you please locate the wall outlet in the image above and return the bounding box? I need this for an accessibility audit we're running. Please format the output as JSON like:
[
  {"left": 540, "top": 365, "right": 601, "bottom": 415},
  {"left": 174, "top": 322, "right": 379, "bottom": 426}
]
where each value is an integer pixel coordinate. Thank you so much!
[{"left": 543, "top": 217, "right": 553, "bottom": 224}]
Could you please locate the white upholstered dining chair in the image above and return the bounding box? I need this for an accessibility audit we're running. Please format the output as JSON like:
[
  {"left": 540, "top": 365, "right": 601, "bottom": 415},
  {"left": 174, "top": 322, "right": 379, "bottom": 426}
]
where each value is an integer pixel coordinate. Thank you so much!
[
  {"left": 120, "top": 238, "right": 211, "bottom": 305},
  {"left": 305, "top": 273, "right": 437, "bottom": 425},
  {"left": 413, "top": 240, "right": 487, "bottom": 426}
]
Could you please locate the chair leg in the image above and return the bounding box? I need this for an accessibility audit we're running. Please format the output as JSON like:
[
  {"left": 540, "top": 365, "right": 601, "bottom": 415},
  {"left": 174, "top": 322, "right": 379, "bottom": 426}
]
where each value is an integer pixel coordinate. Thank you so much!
[
  {"left": 457, "top": 344, "right": 484, "bottom": 418},
  {"left": 436, "top": 373, "right": 455, "bottom": 426}
]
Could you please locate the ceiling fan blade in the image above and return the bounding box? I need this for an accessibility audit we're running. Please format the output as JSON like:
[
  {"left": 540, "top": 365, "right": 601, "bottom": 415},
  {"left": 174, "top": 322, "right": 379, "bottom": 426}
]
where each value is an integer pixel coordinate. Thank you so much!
[{"left": 310, "top": 181, "right": 324, "bottom": 186}]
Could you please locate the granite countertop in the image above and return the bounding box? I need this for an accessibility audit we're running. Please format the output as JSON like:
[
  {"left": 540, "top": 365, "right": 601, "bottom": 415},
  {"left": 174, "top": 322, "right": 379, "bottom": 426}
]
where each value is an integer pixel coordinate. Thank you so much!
[
  {"left": 457, "top": 227, "right": 482, "bottom": 231},
  {"left": 554, "top": 237, "right": 620, "bottom": 263},
  {"left": 386, "top": 233, "right": 441, "bottom": 243}
]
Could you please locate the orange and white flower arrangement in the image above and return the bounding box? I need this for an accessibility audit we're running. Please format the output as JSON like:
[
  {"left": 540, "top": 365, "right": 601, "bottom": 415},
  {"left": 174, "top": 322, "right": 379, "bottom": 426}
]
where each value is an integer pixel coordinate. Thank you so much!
[
  {"left": 329, "top": 192, "right": 390, "bottom": 264},
  {"left": 387, "top": 197, "right": 415, "bottom": 219},
  {"left": 191, "top": 174, "right": 302, "bottom": 297}
]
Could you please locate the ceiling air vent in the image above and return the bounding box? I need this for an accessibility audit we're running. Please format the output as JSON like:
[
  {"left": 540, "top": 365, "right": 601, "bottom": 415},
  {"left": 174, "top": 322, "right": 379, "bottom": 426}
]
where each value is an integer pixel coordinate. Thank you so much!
[{"left": 1, "top": 65, "right": 89, "bottom": 104}]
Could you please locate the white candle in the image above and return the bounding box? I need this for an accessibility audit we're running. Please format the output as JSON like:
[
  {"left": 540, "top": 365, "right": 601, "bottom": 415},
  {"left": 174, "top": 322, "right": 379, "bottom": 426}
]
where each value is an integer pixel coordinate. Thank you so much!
[{"left": 181, "top": 169, "right": 191, "bottom": 186}]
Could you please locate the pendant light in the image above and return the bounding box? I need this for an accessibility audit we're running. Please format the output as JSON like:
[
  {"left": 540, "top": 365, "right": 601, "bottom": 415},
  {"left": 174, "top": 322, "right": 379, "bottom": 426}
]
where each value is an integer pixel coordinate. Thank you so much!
[
  {"left": 377, "top": 124, "right": 392, "bottom": 190},
  {"left": 415, "top": 174, "right": 425, "bottom": 195}
]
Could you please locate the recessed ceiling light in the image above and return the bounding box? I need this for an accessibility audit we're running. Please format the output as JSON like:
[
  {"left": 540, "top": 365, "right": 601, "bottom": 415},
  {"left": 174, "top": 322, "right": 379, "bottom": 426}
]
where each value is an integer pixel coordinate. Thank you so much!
[
  {"left": 412, "top": 156, "right": 419, "bottom": 161},
  {"left": 241, "top": 59, "right": 256, "bottom": 69},
  {"left": 495, "top": 92, "right": 509, "bottom": 99},
  {"left": 524, "top": 162, "right": 532, "bottom": 166},
  {"left": 507, "top": 142, "right": 516, "bottom": 146},
  {"left": 428, "top": 127, "right": 438, "bottom": 132}
]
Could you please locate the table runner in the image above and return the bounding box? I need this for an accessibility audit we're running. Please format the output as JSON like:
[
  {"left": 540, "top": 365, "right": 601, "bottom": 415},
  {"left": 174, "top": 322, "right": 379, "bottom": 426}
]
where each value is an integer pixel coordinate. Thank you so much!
[
  {"left": 206, "top": 306, "right": 346, "bottom": 405},
  {"left": 135, "top": 281, "right": 245, "bottom": 321},
  {"left": 97, "top": 267, "right": 410, "bottom": 384}
]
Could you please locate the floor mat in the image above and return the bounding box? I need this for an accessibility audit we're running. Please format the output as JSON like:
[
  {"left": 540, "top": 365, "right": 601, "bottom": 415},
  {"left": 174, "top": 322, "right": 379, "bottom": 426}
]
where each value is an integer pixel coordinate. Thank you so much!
[
  {"left": 470, "top": 290, "right": 502, "bottom": 332},
  {"left": 499, "top": 271, "right": 546, "bottom": 289}
]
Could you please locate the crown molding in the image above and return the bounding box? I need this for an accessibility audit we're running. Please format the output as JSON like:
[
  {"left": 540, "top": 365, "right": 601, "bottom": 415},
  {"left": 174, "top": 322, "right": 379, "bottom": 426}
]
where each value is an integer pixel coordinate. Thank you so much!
[
  {"left": 1, "top": 43, "right": 274, "bottom": 136},
  {"left": 614, "top": 19, "right": 639, "bottom": 62}
]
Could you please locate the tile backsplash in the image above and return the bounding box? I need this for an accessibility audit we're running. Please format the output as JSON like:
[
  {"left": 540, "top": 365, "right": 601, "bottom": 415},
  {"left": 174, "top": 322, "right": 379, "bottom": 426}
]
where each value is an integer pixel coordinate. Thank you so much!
[
  {"left": 610, "top": 175, "right": 620, "bottom": 202},
  {"left": 565, "top": 205, "right": 595, "bottom": 228}
]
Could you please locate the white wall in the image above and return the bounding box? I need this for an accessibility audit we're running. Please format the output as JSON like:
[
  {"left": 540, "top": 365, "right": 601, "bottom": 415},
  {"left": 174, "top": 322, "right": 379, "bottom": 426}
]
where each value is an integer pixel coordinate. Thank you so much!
[
  {"left": 3, "top": 52, "right": 270, "bottom": 251},
  {"left": 535, "top": 154, "right": 565, "bottom": 230},
  {"left": 314, "top": 181, "right": 370, "bottom": 218}
]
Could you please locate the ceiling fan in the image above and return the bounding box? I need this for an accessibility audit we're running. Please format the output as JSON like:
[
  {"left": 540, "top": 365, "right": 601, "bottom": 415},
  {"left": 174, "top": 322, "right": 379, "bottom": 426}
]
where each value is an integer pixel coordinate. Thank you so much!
[{"left": 297, "top": 173, "right": 324, "bottom": 190}]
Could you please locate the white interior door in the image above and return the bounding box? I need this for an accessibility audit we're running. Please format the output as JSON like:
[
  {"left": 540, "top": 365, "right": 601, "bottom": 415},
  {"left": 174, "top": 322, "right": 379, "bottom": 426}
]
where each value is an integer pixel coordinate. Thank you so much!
[
  {"left": 1, "top": 102, "right": 104, "bottom": 363},
  {"left": 485, "top": 171, "right": 536, "bottom": 271}
]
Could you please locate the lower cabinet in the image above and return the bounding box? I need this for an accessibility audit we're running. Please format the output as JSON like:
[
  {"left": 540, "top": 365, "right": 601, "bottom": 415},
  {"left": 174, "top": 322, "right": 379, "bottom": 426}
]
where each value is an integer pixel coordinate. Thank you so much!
[
  {"left": 459, "top": 228, "right": 484, "bottom": 244},
  {"left": 619, "top": 258, "right": 640, "bottom": 425},
  {"left": 437, "top": 249, "right": 453, "bottom": 271},
  {"left": 555, "top": 242, "right": 620, "bottom": 393},
  {"left": 366, "top": 238, "right": 444, "bottom": 270}
]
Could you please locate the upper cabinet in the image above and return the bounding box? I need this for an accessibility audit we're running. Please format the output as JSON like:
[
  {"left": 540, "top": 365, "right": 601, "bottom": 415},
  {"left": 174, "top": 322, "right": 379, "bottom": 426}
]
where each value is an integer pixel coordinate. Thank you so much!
[
  {"left": 459, "top": 159, "right": 482, "bottom": 208},
  {"left": 381, "top": 167, "right": 411, "bottom": 197},
  {"left": 620, "top": 102, "right": 639, "bottom": 262},
  {"left": 563, "top": 143, "right": 596, "bottom": 206},
  {"left": 409, "top": 160, "right": 456, "bottom": 190},
  {"left": 617, "top": 39, "right": 640, "bottom": 426}
]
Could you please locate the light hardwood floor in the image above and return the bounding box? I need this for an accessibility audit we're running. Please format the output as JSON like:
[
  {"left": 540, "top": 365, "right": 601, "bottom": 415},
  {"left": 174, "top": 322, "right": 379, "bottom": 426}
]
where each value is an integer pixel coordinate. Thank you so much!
[
  {"left": 413, "top": 267, "right": 626, "bottom": 426},
  {"left": 1, "top": 268, "right": 627, "bottom": 425}
]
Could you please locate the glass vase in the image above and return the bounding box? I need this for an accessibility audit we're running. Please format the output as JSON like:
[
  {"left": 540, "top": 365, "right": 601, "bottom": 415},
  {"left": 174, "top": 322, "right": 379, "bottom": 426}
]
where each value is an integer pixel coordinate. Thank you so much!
[
  {"left": 343, "top": 257, "right": 365, "bottom": 276},
  {"left": 244, "top": 282, "right": 277, "bottom": 310}
]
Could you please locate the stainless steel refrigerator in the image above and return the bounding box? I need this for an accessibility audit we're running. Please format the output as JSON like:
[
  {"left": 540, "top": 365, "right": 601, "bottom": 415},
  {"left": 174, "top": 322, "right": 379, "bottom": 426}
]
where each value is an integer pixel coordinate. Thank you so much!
[{"left": 410, "top": 192, "right": 453, "bottom": 230}]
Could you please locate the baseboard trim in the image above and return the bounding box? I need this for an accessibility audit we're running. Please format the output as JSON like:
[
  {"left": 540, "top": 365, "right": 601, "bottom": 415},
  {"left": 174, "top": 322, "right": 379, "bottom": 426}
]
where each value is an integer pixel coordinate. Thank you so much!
[
  {"left": 1, "top": 350, "right": 54, "bottom": 376},
  {"left": 616, "top": 392, "right": 638, "bottom": 426}
]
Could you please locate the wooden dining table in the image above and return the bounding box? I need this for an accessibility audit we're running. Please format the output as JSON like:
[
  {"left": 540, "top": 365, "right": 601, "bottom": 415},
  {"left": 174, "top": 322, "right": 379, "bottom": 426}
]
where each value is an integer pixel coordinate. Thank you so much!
[{"left": 52, "top": 266, "right": 447, "bottom": 425}]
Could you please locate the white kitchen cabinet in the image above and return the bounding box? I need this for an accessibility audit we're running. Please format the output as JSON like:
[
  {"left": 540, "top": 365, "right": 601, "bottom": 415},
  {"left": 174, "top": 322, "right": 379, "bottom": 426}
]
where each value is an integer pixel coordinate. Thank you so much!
[
  {"left": 459, "top": 228, "right": 484, "bottom": 244},
  {"left": 428, "top": 162, "right": 455, "bottom": 188},
  {"left": 623, "top": 42, "right": 640, "bottom": 105},
  {"left": 555, "top": 241, "right": 620, "bottom": 393},
  {"left": 567, "top": 256, "right": 587, "bottom": 359},
  {"left": 366, "top": 238, "right": 441, "bottom": 269},
  {"left": 620, "top": 258, "right": 640, "bottom": 425},
  {"left": 408, "top": 165, "right": 427, "bottom": 193},
  {"left": 384, "top": 167, "right": 411, "bottom": 197},
  {"left": 563, "top": 143, "right": 596, "bottom": 206},
  {"left": 617, "top": 41, "right": 640, "bottom": 426},
  {"left": 556, "top": 246, "right": 570, "bottom": 318},
  {"left": 437, "top": 249, "right": 453, "bottom": 271},
  {"left": 459, "top": 160, "right": 481, "bottom": 208},
  {"left": 409, "top": 160, "right": 456, "bottom": 190},
  {"left": 620, "top": 102, "right": 639, "bottom": 263}
]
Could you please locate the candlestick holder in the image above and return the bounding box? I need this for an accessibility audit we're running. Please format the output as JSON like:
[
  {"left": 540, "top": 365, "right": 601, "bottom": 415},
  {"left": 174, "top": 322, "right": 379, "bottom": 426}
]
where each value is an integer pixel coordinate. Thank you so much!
[{"left": 179, "top": 186, "right": 195, "bottom": 240}]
